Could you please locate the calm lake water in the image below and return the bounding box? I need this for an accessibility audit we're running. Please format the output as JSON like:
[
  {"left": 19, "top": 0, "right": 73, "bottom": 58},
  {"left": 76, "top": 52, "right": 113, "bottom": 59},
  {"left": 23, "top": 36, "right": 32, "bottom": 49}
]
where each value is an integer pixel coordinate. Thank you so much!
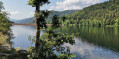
[{"left": 11, "top": 25, "right": 119, "bottom": 59}]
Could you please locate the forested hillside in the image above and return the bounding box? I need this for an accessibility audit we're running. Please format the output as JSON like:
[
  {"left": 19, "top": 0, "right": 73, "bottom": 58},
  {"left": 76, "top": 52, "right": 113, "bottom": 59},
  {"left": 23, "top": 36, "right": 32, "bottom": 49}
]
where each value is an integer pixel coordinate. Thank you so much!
[
  {"left": 67, "top": 0, "right": 119, "bottom": 26},
  {"left": 14, "top": 10, "right": 78, "bottom": 24}
]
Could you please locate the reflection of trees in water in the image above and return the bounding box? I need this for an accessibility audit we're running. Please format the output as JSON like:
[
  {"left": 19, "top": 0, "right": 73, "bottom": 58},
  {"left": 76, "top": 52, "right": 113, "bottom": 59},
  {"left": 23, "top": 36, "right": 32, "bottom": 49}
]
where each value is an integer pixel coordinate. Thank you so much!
[{"left": 56, "top": 25, "right": 119, "bottom": 52}]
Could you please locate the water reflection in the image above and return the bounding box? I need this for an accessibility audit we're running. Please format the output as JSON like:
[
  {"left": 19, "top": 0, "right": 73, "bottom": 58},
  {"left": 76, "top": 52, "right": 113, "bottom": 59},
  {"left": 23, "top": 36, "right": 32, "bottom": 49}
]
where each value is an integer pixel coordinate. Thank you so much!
[
  {"left": 11, "top": 25, "right": 46, "bottom": 49},
  {"left": 57, "top": 25, "right": 119, "bottom": 52},
  {"left": 11, "top": 25, "right": 119, "bottom": 59},
  {"left": 11, "top": 25, "right": 36, "bottom": 49},
  {"left": 56, "top": 25, "right": 119, "bottom": 59},
  {"left": 64, "top": 38, "right": 119, "bottom": 59}
]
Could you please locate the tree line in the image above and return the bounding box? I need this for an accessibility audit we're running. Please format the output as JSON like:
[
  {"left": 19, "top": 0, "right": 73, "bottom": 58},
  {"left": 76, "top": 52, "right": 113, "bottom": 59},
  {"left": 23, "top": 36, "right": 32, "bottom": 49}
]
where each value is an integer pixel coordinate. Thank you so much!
[
  {"left": 64, "top": 0, "right": 119, "bottom": 26},
  {"left": 0, "top": 1, "right": 13, "bottom": 45}
]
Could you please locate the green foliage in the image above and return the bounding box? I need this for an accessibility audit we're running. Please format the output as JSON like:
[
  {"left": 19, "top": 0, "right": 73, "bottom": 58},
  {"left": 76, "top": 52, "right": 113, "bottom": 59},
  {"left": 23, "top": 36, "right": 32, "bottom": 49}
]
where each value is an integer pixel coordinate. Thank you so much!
[
  {"left": 27, "top": 0, "right": 76, "bottom": 59},
  {"left": 27, "top": 0, "right": 50, "bottom": 7},
  {"left": 0, "top": 2, "right": 14, "bottom": 58},
  {"left": 71, "top": 54, "right": 76, "bottom": 58},
  {"left": 0, "top": 12, "right": 12, "bottom": 34},
  {"left": 66, "top": 0, "right": 119, "bottom": 26},
  {"left": 52, "top": 15, "right": 60, "bottom": 28},
  {"left": 28, "top": 32, "right": 75, "bottom": 59},
  {"left": 27, "top": 15, "right": 76, "bottom": 59},
  {"left": 46, "top": 10, "right": 78, "bottom": 23},
  {"left": 0, "top": 1, "right": 13, "bottom": 45},
  {"left": 0, "top": 1, "right": 4, "bottom": 11},
  {"left": 35, "top": 10, "right": 50, "bottom": 29},
  {"left": 61, "top": 15, "right": 67, "bottom": 22}
]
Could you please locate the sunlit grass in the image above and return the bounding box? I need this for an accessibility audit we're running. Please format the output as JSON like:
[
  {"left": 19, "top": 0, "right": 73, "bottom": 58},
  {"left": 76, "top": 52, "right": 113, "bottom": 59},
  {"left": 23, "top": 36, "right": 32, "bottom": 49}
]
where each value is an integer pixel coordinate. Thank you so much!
[{"left": 0, "top": 33, "right": 7, "bottom": 45}]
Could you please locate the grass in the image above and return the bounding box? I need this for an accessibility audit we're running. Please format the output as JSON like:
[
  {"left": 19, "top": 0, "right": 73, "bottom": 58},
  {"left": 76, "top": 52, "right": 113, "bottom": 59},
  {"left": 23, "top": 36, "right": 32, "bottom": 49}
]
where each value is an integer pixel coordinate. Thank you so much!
[
  {"left": 0, "top": 33, "right": 7, "bottom": 45},
  {"left": 0, "top": 33, "right": 11, "bottom": 53}
]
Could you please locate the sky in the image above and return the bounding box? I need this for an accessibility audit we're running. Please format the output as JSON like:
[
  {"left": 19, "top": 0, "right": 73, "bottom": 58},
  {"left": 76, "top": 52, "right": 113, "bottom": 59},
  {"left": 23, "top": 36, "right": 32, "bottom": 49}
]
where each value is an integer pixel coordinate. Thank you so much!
[{"left": 0, "top": 0, "right": 108, "bottom": 20}]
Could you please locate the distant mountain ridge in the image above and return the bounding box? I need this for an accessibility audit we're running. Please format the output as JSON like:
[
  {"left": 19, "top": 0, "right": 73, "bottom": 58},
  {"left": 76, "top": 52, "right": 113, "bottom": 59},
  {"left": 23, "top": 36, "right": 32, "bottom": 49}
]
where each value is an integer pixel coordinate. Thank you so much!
[
  {"left": 10, "top": 19, "right": 16, "bottom": 22},
  {"left": 14, "top": 17, "right": 34, "bottom": 24},
  {"left": 14, "top": 10, "right": 78, "bottom": 24}
]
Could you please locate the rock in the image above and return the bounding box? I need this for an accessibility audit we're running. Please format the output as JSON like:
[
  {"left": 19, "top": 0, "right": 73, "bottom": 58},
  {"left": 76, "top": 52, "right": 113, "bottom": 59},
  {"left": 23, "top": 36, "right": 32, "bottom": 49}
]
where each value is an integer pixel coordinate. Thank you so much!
[
  {"left": 0, "top": 45, "right": 11, "bottom": 50},
  {"left": 18, "top": 50, "right": 28, "bottom": 55}
]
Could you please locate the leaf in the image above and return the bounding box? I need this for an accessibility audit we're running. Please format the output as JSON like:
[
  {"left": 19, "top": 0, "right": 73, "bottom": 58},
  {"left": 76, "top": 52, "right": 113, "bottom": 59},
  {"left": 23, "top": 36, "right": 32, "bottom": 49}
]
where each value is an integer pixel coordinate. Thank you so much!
[{"left": 71, "top": 54, "right": 76, "bottom": 58}]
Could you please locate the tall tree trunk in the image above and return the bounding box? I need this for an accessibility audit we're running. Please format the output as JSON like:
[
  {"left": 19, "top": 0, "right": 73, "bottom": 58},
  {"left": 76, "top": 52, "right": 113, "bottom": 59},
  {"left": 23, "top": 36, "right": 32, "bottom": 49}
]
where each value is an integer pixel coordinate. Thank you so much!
[{"left": 35, "top": 3, "right": 40, "bottom": 48}]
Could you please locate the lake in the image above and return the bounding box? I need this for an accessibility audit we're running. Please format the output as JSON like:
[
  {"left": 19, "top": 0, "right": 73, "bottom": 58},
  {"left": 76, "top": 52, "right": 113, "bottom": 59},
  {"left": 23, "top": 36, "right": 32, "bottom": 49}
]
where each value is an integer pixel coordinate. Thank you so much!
[{"left": 11, "top": 25, "right": 119, "bottom": 59}]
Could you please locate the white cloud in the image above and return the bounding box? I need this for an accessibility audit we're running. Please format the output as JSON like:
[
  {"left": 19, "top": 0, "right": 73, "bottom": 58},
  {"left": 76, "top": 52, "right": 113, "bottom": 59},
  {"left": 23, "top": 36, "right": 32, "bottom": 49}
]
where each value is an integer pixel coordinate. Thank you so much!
[
  {"left": 48, "top": 6, "right": 55, "bottom": 10},
  {"left": 29, "top": 11, "right": 35, "bottom": 15},
  {"left": 10, "top": 11, "right": 20, "bottom": 15},
  {"left": 50, "top": 0, "right": 101, "bottom": 10}
]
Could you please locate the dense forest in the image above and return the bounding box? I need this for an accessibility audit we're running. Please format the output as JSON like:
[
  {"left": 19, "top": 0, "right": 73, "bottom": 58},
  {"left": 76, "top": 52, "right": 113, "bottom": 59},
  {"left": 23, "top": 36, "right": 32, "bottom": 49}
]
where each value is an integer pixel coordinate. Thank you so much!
[
  {"left": 0, "top": 1, "right": 13, "bottom": 45},
  {"left": 65, "top": 0, "right": 119, "bottom": 26}
]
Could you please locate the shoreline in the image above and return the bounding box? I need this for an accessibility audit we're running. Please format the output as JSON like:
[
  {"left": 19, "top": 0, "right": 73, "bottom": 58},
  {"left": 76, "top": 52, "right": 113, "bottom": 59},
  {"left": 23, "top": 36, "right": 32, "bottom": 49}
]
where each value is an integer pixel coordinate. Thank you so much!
[
  {"left": 12, "top": 23, "right": 52, "bottom": 26},
  {"left": 12, "top": 23, "right": 36, "bottom": 26}
]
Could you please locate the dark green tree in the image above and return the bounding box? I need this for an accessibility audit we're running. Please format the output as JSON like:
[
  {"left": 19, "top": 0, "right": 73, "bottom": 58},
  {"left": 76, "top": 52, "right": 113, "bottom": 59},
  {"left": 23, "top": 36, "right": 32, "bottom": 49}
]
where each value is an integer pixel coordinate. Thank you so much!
[
  {"left": 27, "top": 1, "right": 76, "bottom": 59},
  {"left": 0, "top": 2, "right": 4, "bottom": 11},
  {"left": 27, "top": 0, "right": 50, "bottom": 48},
  {"left": 61, "top": 15, "right": 67, "bottom": 22},
  {"left": 27, "top": 15, "right": 76, "bottom": 59},
  {"left": 52, "top": 15, "right": 60, "bottom": 28}
]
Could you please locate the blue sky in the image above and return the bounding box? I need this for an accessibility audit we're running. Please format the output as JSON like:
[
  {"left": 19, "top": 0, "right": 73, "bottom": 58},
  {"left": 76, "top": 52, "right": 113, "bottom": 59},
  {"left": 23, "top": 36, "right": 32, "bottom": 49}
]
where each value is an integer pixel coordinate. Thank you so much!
[{"left": 0, "top": 0, "right": 108, "bottom": 20}]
